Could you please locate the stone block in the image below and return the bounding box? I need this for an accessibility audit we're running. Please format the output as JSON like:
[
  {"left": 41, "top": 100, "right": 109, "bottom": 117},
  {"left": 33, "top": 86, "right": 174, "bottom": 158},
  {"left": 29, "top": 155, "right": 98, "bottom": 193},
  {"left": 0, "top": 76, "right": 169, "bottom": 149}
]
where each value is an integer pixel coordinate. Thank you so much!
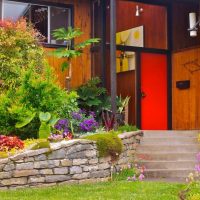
[
  {"left": 99, "top": 163, "right": 110, "bottom": 170},
  {"left": 90, "top": 170, "right": 110, "bottom": 178},
  {"left": 54, "top": 167, "right": 69, "bottom": 175},
  {"left": 16, "top": 162, "right": 34, "bottom": 170},
  {"left": 88, "top": 158, "right": 98, "bottom": 165},
  {"left": 34, "top": 154, "right": 47, "bottom": 161},
  {"left": 3, "top": 164, "right": 15, "bottom": 171},
  {"left": 48, "top": 149, "right": 66, "bottom": 160},
  {"left": 61, "top": 159, "right": 72, "bottom": 167},
  {"left": 70, "top": 166, "right": 82, "bottom": 174},
  {"left": 45, "top": 175, "right": 70, "bottom": 183},
  {"left": 72, "top": 172, "right": 89, "bottom": 180},
  {"left": 28, "top": 176, "right": 45, "bottom": 183},
  {"left": 13, "top": 170, "right": 39, "bottom": 177},
  {"left": 73, "top": 159, "right": 88, "bottom": 165},
  {"left": 83, "top": 165, "right": 98, "bottom": 172},
  {"left": 0, "top": 158, "right": 9, "bottom": 165},
  {"left": 0, "top": 172, "right": 11, "bottom": 179},
  {"left": 34, "top": 161, "right": 49, "bottom": 169},
  {"left": 40, "top": 169, "right": 53, "bottom": 175},
  {"left": 1, "top": 177, "right": 27, "bottom": 186}
]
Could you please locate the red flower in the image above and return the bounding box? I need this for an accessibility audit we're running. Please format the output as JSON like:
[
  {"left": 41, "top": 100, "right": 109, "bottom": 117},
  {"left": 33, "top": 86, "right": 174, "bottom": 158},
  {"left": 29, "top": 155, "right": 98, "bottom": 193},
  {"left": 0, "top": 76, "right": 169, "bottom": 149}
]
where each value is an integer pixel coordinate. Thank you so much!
[{"left": 0, "top": 135, "right": 24, "bottom": 151}]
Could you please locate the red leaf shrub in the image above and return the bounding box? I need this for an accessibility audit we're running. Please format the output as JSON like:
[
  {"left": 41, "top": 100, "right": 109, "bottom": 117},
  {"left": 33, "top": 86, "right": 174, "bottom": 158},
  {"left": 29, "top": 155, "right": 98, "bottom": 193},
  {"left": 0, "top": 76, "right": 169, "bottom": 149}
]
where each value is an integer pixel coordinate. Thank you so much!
[{"left": 0, "top": 135, "right": 24, "bottom": 151}]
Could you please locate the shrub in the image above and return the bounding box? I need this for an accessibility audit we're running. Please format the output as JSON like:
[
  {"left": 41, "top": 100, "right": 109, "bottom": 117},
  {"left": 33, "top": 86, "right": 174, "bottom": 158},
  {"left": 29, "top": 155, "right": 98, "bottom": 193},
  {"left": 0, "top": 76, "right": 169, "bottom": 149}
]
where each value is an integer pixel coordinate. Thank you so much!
[
  {"left": 0, "top": 19, "right": 45, "bottom": 91},
  {"left": 84, "top": 131, "right": 123, "bottom": 159},
  {"left": 76, "top": 77, "right": 110, "bottom": 118}
]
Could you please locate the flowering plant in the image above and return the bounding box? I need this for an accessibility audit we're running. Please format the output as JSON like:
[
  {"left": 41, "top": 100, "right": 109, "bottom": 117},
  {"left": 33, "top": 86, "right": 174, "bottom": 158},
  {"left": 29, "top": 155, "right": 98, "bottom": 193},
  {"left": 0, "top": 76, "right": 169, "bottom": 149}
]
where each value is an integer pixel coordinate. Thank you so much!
[
  {"left": 127, "top": 164, "right": 146, "bottom": 182},
  {"left": 0, "top": 135, "right": 24, "bottom": 151},
  {"left": 53, "top": 110, "right": 99, "bottom": 138}
]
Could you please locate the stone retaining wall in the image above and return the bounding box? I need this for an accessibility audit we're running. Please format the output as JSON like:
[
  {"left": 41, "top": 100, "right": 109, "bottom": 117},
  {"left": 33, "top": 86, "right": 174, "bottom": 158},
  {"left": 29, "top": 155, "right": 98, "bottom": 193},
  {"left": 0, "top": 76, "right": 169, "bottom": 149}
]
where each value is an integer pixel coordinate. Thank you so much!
[{"left": 0, "top": 131, "right": 143, "bottom": 189}]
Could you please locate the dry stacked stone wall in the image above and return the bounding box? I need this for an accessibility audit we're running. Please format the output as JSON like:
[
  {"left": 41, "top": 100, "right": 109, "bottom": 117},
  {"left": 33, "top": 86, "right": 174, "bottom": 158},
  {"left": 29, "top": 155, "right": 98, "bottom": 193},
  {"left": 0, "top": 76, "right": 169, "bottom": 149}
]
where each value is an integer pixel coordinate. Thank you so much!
[{"left": 0, "top": 131, "right": 143, "bottom": 189}]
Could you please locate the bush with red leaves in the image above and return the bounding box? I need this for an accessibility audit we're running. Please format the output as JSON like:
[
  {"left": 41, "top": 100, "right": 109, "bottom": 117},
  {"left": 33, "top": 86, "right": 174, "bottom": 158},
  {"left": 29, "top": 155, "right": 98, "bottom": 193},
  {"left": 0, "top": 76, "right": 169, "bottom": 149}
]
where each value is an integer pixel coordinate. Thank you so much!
[{"left": 0, "top": 135, "right": 24, "bottom": 151}]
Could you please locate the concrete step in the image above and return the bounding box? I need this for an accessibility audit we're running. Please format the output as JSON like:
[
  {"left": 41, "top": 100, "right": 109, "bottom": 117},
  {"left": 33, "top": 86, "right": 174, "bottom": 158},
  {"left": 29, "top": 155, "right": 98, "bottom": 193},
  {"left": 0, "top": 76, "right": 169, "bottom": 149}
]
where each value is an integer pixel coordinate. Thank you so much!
[
  {"left": 135, "top": 152, "right": 197, "bottom": 161},
  {"left": 136, "top": 160, "right": 197, "bottom": 169},
  {"left": 144, "top": 168, "right": 194, "bottom": 178},
  {"left": 143, "top": 130, "right": 199, "bottom": 138},
  {"left": 137, "top": 144, "right": 200, "bottom": 153},
  {"left": 140, "top": 137, "right": 198, "bottom": 145}
]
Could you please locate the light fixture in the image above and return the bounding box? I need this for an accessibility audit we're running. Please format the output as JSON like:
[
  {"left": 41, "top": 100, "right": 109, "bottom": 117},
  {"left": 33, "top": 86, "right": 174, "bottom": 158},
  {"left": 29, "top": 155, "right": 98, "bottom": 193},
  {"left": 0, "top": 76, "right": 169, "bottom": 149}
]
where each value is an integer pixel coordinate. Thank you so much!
[
  {"left": 188, "top": 12, "right": 199, "bottom": 37},
  {"left": 136, "top": 5, "right": 143, "bottom": 17},
  {"left": 188, "top": 1, "right": 200, "bottom": 37}
]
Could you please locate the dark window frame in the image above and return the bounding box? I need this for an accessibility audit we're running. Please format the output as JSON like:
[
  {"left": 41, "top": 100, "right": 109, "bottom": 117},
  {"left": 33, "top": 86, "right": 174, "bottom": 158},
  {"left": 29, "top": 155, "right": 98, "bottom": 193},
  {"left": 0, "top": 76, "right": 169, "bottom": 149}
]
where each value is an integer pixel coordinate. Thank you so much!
[{"left": 1, "top": 0, "right": 74, "bottom": 48}]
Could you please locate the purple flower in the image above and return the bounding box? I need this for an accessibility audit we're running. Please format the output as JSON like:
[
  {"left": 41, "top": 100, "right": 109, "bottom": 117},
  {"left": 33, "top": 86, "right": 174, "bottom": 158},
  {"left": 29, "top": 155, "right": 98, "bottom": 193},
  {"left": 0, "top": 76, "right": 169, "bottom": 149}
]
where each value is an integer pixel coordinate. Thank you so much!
[
  {"left": 79, "top": 118, "right": 98, "bottom": 132},
  {"left": 54, "top": 119, "right": 69, "bottom": 134},
  {"left": 89, "top": 111, "right": 96, "bottom": 118},
  {"left": 72, "top": 112, "right": 82, "bottom": 120}
]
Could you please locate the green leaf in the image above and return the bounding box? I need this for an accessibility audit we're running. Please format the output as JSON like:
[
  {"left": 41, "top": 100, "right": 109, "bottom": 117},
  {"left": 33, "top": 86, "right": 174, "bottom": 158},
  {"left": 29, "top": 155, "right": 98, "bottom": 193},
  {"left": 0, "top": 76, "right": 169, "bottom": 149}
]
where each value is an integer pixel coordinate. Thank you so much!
[
  {"left": 48, "top": 117, "right": 59, "bottom": 126},
  {"left": 39, "top": 122, "right": 51, "bottom": 139},
  {"left": 15, "top": 112, "right": 36, "bottom": 128},
  {"left": 39, "top": 112, "right": 51, "bottom": 122},
  {"left": 61, "top": 61, "right": 70, "bottom": 72},
  {"left": 75, "top": 38, "right": 100, "bottom": 50}
]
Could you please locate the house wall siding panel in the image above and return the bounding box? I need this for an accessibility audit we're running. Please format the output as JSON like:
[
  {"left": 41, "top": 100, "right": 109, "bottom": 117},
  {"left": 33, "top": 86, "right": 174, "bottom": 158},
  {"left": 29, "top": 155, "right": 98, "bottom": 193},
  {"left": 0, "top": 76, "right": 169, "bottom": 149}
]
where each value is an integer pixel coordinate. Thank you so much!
[
  {"left": 44, "top": 0, "right": 91, "bottom": 89},
  {"left": 172, "top": 47, "right": 200, "bottom": 130}
]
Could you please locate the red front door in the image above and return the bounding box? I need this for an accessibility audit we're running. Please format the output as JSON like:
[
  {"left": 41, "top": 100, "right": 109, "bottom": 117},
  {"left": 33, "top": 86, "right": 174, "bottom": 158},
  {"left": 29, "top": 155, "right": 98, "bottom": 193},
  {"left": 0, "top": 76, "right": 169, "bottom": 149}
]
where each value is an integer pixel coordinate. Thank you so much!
[{"left": 141, "top": 52, "right": 168, "bottom": 130}]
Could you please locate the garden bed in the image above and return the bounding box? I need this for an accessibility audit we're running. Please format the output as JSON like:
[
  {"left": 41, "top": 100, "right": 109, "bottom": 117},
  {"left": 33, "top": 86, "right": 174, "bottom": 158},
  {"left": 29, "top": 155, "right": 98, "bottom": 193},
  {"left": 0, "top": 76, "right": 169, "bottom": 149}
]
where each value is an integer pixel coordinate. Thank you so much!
[{"left": 0, "top": 131, "right": 143, "bottom": 189}]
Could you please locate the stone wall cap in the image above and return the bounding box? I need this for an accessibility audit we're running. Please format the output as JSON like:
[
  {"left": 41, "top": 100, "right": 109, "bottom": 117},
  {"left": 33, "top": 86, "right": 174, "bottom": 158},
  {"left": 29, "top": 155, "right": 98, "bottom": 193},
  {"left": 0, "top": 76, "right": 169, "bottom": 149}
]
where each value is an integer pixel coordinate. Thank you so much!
[
  {"left": 118, "top": 130, "right": 143, "bottom": 139},
  {"left": 50, "top": 139, "right": 96, "bottom": 151}
]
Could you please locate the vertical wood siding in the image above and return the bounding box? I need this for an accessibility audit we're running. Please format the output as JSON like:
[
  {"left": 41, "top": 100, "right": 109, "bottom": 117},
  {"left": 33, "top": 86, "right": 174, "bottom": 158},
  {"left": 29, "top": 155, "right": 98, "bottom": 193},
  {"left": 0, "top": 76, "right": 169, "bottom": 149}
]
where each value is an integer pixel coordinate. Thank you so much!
[{"left": 44, "top": 0, "right": 91, "bottom": 89}]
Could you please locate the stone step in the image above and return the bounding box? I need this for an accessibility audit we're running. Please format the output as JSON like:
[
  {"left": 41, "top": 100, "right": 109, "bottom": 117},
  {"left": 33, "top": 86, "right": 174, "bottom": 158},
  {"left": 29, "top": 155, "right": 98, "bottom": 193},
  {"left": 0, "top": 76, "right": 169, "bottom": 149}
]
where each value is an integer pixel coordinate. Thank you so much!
[
  {"left": 137, "top": 144, "right": 200, "bottom": 153},
  {"left": 135, "top": 152, "right": 197, "bottom": 161},
  {"left": 143, "top": 130, "right": 199, "bottom": 138},
  {"left": 136, "top": 160, "right": 197, "bottom": 169},
  {"left": 140, "top": 137, "right": 198, "bottom": 145},
  {"left": 144, "top": 169, "right": 194, "bottom": 178}
]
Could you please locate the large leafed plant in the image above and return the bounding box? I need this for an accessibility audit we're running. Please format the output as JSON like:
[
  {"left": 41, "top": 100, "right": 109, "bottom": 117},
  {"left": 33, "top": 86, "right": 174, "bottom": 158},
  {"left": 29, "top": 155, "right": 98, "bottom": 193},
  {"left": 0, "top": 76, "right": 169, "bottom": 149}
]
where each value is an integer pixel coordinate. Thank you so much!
[{"left": 51, "top": 26, "right": 100, "bottom": 71}]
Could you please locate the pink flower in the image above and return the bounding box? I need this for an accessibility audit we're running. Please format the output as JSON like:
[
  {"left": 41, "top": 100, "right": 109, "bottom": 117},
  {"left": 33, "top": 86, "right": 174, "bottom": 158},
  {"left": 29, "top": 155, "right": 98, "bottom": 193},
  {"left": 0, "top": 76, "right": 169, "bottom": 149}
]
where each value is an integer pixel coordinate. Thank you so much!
[
  {"left": 197, "top": 152, "right": 200, "bottom": 162},
  {"left": 195, "top": 164, "right": 200, "bottom": 173},
  {"left": 138, "top": 174, "right": 145, "bottom": 181},
  {"left": 132, "top": 175, "right": 137, "bottom": 181}
]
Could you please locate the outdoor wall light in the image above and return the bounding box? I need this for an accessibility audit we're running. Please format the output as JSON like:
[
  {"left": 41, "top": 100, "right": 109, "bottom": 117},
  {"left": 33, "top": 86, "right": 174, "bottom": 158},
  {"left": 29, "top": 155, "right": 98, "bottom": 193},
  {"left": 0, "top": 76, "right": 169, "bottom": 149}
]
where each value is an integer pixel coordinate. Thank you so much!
[
  {"left": 188, "top": 12, "right": 199, "bottom": 37},
  {"left": 135, "top": 5, "right": 143, "bottom": 17}
]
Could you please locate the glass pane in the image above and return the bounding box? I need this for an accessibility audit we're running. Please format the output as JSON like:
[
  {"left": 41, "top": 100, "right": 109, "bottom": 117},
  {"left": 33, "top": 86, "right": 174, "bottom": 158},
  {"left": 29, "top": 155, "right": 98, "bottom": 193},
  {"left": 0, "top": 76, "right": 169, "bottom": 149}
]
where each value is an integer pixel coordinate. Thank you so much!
[
  {"left": 116, "top": 50, "right": 136, "bottom": 73},
  {"left": 30, "top": 5, "right": 48, "bottom": 42},
  {"left": 50, "top": 7, "right": 71, "bottom": 45},
  {"left": 3, "top": 1, "right": 48, "bottom": 42},
  {"left": 0, "top": 0, "right": 2, "bottom": 19},
  {"left": 3, "top": 0, "right": 29, "bottom": 21}
]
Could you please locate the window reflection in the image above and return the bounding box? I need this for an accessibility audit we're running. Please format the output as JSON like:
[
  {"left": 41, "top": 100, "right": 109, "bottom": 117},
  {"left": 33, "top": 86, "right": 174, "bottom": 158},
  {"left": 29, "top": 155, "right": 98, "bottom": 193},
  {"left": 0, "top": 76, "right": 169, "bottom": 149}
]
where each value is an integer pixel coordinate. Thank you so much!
[{"left": 2, "top": 0, "right": 71, "bottom": 45}]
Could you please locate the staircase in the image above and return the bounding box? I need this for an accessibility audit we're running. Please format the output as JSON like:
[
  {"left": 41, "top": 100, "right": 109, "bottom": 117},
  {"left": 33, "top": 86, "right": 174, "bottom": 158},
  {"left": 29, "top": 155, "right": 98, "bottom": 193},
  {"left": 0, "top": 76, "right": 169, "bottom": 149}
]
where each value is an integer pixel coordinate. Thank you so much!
[{"left": 135, "top": 130, "right": 200, "bottom": 182}]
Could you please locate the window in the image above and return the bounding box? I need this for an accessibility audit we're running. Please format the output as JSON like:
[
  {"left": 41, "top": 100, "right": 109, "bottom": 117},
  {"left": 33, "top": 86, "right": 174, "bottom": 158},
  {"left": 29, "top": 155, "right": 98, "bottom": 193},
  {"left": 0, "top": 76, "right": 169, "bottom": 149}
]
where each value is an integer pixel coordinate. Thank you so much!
[{"left": 1, "top": 0, "right": 72, "bottom": 45}]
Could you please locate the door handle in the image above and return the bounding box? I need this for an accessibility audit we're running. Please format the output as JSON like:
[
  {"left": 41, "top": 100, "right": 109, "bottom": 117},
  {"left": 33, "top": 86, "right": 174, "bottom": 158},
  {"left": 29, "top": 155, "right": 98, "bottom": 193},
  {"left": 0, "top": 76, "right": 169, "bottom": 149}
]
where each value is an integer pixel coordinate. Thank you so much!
[{"left": 141, "top": 91, "right": 146, "bottom": 98}]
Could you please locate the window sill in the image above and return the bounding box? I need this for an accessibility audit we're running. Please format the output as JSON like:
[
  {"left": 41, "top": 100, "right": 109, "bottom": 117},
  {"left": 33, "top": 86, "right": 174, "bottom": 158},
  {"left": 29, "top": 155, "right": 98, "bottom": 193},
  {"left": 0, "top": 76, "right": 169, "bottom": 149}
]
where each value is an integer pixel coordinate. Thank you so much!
[{"left": 42, "top": 43, "right": 66, "bottom": 49}]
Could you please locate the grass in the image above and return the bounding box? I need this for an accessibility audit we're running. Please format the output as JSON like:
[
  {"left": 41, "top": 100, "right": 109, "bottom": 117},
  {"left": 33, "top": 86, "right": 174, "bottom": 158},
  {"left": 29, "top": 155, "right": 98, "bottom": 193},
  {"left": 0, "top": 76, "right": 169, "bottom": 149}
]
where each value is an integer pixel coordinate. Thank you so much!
[{"left": 0, "top": 169, "right": 186, "bottom": 200}]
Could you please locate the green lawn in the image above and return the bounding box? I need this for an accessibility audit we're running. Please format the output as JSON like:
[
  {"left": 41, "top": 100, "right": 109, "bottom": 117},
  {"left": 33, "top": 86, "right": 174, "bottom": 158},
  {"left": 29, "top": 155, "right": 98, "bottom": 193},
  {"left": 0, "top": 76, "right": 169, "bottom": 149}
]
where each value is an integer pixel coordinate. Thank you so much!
[{"left": 0, "top": 180, "right": 185, "bottom": 200}]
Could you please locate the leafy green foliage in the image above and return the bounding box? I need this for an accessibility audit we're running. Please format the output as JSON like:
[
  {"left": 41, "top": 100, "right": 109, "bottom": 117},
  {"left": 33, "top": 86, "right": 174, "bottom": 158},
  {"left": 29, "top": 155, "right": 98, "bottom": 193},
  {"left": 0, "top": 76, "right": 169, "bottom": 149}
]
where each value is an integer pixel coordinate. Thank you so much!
[
  {"left": 118, "top": 125, "right": 139, "bottom": 133},
  {"left": 38, "top": 112, "right": 59, "bottom": 139},
  {"left": 84, "top": 131, "right": 123, "bottom": 159},
  {"left": 51, "top": 26, "right": 100, "bottom": 71},
  {"left": 76, "top": 77, "right": 110, "bottom": 118}
]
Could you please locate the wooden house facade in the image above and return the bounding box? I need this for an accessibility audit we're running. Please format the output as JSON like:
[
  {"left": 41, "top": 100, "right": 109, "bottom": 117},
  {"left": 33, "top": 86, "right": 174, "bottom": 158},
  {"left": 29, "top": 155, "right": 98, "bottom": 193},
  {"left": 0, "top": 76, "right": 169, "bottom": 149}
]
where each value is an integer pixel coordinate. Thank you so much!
[{"left": 1, "top": 0, "right": 200, "bottom": 130}]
